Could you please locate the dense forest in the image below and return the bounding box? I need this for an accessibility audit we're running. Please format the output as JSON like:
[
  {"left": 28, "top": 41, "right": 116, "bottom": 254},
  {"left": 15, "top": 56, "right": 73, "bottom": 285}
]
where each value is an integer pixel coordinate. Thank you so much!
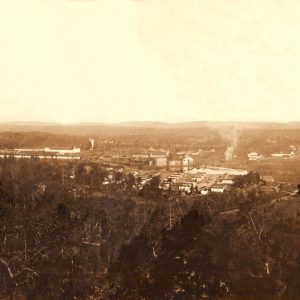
[
  {"left": 0, "top": 132, "right": 90, "bottom": 150},
  {"left": 0, "top": 158, "right": 300, "bottom": 299}
]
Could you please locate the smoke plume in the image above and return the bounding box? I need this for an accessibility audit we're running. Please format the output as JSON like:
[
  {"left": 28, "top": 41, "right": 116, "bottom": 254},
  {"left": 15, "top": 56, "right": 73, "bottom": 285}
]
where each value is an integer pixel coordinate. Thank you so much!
[
  {"left": 219, "top": 127, "right": 239, "bottom": 161},
  {"left": 89, "top": 138, "right": 95, "bottom": 150}
]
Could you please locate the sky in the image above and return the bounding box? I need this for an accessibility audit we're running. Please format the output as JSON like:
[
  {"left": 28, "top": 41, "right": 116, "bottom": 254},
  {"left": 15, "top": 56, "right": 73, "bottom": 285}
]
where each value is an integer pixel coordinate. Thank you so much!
[{"left": 0, "top": 0, "right": 300, "bottom": 123}]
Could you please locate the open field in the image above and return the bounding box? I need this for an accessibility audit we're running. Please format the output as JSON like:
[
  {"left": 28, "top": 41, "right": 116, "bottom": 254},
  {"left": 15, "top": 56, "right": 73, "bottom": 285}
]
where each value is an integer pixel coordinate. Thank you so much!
[{"left": 217, "top": 156, "right": 300, "bottom": 185}]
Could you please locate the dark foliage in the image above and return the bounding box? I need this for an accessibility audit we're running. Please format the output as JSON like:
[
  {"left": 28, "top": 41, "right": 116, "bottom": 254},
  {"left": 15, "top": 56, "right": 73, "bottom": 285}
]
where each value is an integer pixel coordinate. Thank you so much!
[{"left": 1, "top": 159, "right": 300, "bottom": 299}]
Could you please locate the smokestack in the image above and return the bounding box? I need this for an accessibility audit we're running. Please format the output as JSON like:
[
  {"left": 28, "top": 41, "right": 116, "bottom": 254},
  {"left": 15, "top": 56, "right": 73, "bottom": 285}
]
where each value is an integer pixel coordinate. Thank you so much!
[{"left": 88, "top": 138, "right": 95, "bottom": 150}]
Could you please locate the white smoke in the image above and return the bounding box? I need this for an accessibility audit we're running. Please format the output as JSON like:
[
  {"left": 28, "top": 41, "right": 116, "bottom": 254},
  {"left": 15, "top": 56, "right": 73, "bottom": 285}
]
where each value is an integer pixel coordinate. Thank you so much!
[
  {"left": 89, "top": 138, "right": 95, "bottom": 150},
  {"left": 225, "top": 145, "right": 235, "bottom": 161},
  {"left": 220, "top": 127, "right": 239, "bottom": 161}
]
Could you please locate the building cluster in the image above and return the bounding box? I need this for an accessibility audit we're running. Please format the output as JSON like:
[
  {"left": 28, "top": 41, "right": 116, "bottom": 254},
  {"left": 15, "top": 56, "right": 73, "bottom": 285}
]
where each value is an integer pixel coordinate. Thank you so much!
[
  {"left": 97, "top": 148, "right": 194, "bottom": 171},
  {"left": 160, "top": 168, "right": 244, "bottom": 195},
  {"left": 94, "top": 165, "right": 246, "bottom": 196},
  {"left": 167, "top": 172, "right": 206, "bottom": 193},
  {"left": 247, "top": 145, "right": 298, "bottom": 161},
  {"left": 0, "top": 142, "right": 250, "bottom": 196},
  {"left": 209, "top": 174, "right": 236, "bottom": 193}
]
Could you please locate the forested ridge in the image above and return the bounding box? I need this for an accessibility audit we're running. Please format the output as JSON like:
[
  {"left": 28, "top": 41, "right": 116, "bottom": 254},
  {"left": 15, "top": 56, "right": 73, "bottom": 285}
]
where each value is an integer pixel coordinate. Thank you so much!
[{"left": 0, "top": 158, "right": 299, "bottom": 299}]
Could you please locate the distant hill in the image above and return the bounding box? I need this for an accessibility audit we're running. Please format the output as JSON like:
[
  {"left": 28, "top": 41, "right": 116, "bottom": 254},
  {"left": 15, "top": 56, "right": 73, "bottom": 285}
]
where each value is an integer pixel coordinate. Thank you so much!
[{"left": 1, "top": 121, "right": 300, "bottom": 136}]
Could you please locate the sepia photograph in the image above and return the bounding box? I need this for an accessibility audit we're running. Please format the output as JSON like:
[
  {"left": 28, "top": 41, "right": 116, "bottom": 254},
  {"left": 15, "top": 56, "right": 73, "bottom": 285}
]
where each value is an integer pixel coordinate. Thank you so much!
[{"left": 1, "top": 0, "right": 300, "bottom": 299}]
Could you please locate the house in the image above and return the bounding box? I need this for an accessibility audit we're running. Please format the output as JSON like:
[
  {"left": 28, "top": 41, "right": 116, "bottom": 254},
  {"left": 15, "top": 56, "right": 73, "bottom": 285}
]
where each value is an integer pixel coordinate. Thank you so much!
[
  {"left": 168, "top": 176, "right": 179, "bottom": 183},
  {"left": 211, "top": 184, "right": 227, "bottom": 193},
  {"left": 140, "top": 176, "right": 149, "bottom": 185},
  {"left": 221, "top": 174, "right": 236, "bottom": 185},
  {"left": 151, "top": 156, "right": 167, "bottom": 167},
  {"left": 179, "top": 180, "right": 196, "bottom": 187},
  {"left": 156, "top": 157, "right": 167, "bottom": 167},
  {"left": 200, "top": 188, "right": 209, "bottom": 195},
  {"left": 182, "top": 155, "right": 193, "bottom": 166},
  {"left": 170, "top": 182, "right": 192, "bottom": 193},
  {"left": 160, "top": 180, "right": 171, "bottom": 190},
  {"left": 192, "top": 175, "right": 204, "bottom": 183},
  {"left": 173, "top": 172, "right": 184, "bottom": 178},
  {"left": 182, "top": 155, "right": 193, "bottom": 172},
  {"left": 247, "top": 152, "right": 263, "bottom": 161},
  {"left": 178, "top": 183, "right": 192, "bottom": 193},
  {"left": 168, "top": 154, "right": 194, "bottom": 171}
]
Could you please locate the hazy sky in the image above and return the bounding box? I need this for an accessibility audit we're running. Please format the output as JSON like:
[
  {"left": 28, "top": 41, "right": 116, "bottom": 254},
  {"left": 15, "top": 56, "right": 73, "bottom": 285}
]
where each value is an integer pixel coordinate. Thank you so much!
[{"left": 0, "top": 0, "right": 300, "bottom": 123}]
